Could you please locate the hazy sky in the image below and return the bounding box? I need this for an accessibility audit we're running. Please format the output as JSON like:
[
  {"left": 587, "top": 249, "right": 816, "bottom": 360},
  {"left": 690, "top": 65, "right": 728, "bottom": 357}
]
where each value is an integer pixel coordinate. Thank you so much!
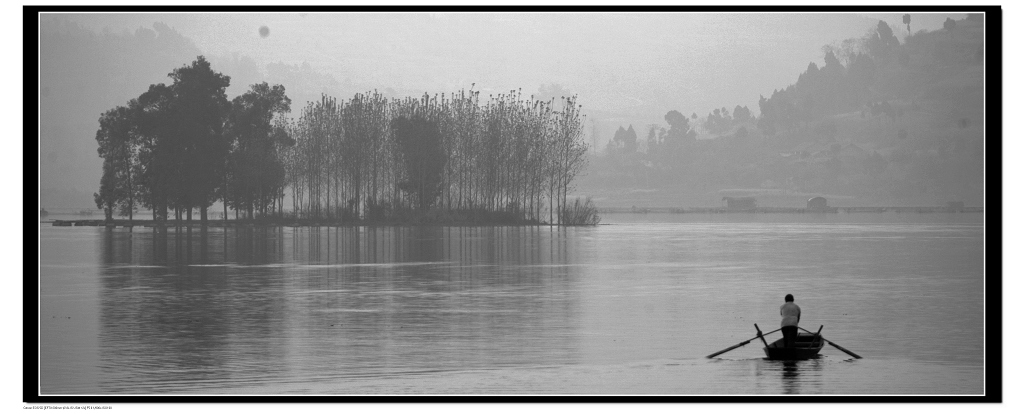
[
  {"left": 57, "top": 12, "right": 964, "bottom": 113},
  {"left": 38, "top": 11, "right": 967, "bottom": 207}
]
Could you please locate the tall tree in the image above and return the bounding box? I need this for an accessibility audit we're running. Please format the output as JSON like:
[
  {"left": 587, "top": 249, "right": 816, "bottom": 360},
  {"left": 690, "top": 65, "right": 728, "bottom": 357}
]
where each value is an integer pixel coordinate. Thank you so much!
[
  {"left": 393, "top": 114, "right": 447, "bottom": 210},
  {"left": 903, "top": 14, "right": 911, "bottom": 33},
  {"left": 664, "top": 110, "right": 694, "bottom": 147},
  {"left": 166, "top": 56, "right": 231, "bottom": 222},
  {"left": 93, "top": 105, "right": 139, "bottom": 221},
  {"left": 134, "top": 83, "right": 176, "bottom": 221},
  {"left": 227, "top": 82, "right": 292, "bottom": 219},
  {"left": 610, "top": 125, "right": 638, "bottom": 153}
]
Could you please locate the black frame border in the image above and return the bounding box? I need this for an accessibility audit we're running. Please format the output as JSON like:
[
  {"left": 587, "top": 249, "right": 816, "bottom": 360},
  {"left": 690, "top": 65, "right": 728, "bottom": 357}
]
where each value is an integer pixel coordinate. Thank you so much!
[{"left": 25, "top": 3, "right": 1003, "bottom": 404}]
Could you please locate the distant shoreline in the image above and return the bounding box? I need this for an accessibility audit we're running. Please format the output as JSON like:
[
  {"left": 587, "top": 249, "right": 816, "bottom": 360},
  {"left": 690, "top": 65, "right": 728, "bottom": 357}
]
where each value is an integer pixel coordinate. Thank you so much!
[
  {"left": 44, "top": 218, "right": 574, "bottom": 228},
  {"left": 599, "top": 206, "right": 983, "bottom": 214},
  {"left": 42, "top": 205, "right": 983, "bottom": 228}
]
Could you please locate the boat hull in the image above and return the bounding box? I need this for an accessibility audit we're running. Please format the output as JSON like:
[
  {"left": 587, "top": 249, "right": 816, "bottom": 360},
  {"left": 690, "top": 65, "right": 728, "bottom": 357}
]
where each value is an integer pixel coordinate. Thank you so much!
[{"left": 763, "top": 332, "right": 824, "bottom": 360}]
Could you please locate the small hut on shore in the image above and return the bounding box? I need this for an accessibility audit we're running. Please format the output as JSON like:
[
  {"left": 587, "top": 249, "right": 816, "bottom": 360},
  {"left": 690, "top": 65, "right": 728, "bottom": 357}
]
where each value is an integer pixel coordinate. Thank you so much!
[
  {"left": 722, "top": 196, "right": 757, "bottom": 209},
  {"left": 807, "top": 197, "right": 828, "bottom": 211}
]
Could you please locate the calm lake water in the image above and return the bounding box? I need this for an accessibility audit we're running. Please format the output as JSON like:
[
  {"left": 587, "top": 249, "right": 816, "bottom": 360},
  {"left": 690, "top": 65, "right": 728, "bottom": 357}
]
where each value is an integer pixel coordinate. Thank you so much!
[{"left": 38, "top": 213, "right": 986, "bottom": 395}]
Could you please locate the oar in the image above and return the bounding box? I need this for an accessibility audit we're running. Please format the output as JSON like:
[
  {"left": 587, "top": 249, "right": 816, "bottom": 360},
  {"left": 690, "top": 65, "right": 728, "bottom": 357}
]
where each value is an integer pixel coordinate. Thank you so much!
[
  {"left": 754, "top": 323, "right": 771, "bottom": 348},
  {"left": 799, "top": 326, "right": 862, "bottom": 359},
  {"left": 706, "top": 326, "right": 782, "bottom": 358}
]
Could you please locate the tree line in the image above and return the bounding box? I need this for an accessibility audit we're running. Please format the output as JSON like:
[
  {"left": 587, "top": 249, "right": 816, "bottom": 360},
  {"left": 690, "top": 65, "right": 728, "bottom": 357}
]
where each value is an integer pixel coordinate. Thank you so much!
[
  {"left": 756, "top": 15, "right": 980, "bottom": 137},
  {"left": 587, "top": 15, "right": 984, "bottom": 206},
  {"left": 283, "top": 88, "right": 593, "bottom": 224},
  {"left": 94, "top": 56, "right": 291, "bottom": 223},
  {"left": 94, "top": 56, "right": 595, "bottom": 225}
]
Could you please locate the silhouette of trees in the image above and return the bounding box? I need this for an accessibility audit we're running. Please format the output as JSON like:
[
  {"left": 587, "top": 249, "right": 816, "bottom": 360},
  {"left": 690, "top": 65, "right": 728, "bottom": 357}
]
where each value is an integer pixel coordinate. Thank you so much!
[
  {"left": 732, "top": 105, "right": 752, "bottom": 123},
  {"left": 95, "top": 56, "right": 232, "bottom": 223},
  {"left": 283, "top": 89, "right": 591, "bottom": 224},
  {"left": 93, "top": 105, "right": 139, "bottom": 221},
  {"left": 165, "top": 56, "right": 232, "bottom": 222},
  {"left": 588, "top": 17, "right": 983, "bottom": 207},
  {"left": 610, "top": 125, "right": 638, "bottom": 153},
  {"left": 226, "top": 82, "right": 292, "bottom": 219},
  {"left": 663, "top": 110, "right": 696, "bottom": 147},
  {"left": 133, "top": 83, "right": 177, "bottom": 221},
  {"left": 866, "top": 20, "right": 900, "bottom": 64},
  {"left": 944, "top": 17, "right": 957, "bottom": 39},
  {"left": 704, "top": 107, "right": 735, "bottom": 135},
  {"left": 93, "top": 58, "right": 594, "bottom": 224},
  {"left": 903, "top": 14, "right": 911, "bottom": 33},
  {"left": 393, "top": 114, "right": 447, "bottom": 210}
]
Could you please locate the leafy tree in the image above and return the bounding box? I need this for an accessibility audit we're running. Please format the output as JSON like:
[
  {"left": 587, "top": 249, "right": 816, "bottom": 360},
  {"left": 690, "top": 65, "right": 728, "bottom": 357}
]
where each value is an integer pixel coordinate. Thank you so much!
[
  {"left": 664, "top": 110, "right": 688, "bottom": 132},
  {"left": 903, "top": 14, "right": 911, "bottom": 33},
  {"left": 133, "top": 83, "right": 177, "bottom": 221},
  {"left": 866, "top": 20, "right": 900, "bottom": 63},
  {"left": 944, "top": 17, "right": 956, "bottom": 40},
  {"left": 823, "top": 50, "right": 842, "bottom": 70},
  {"left": 93, "top": 162, "right": 115, "bottom": 221},
  {"left": 227, "top": 82, "right": 292, "bottom": 219},
  {"left": 393, "top": 114, "right": 447, "bottom": 210},
  {"left": 611, "top": 125, "right": 638, "bottom": 153},
  {"left": 166, "top": 56, "right": 231, "bottom": 222},
  {"left": 664, "top": 110, "right": 695, "bottom": 146},
  {"left": 733, "top": 105, "right": 752, "bottom": 123},
  {"left": 93, "top": 105, "right": 139, "bottom": 220},
  {"left": 877, "top": 20, "right": 899, "bottom": 47},
  {"left": 117, "top": 56, "right": 231, "bottom": 222}
]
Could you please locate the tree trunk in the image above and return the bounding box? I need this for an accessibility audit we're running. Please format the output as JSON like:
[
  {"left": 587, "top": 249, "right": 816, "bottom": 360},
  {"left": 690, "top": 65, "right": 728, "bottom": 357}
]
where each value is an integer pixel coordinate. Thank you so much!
[{"left": 126, "top": 166, "right": 133, "bottom": 222}]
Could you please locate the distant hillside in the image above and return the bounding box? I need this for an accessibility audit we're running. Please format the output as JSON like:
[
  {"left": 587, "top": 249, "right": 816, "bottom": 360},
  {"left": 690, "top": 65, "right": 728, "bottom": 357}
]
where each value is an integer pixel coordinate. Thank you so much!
[{"left": 578, "top": 15, "right": 986, "bottom": 208}]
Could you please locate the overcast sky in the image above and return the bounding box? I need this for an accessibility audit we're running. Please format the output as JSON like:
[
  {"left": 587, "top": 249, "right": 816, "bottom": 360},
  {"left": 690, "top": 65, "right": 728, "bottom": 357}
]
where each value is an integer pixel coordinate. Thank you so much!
[{"left": 56, "top": 12, "right": 964, "bottom": 113}]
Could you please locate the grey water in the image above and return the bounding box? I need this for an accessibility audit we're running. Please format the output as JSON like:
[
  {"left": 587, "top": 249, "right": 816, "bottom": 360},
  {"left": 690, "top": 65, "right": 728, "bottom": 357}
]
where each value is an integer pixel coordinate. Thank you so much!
[{"left": 38, "top": 213, "right": 985, "bottom": 395}]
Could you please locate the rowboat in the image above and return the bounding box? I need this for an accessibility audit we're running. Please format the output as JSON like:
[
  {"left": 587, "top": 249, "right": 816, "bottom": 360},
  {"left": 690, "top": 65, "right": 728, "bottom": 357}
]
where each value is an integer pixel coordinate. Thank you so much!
[
  {"left": 706, "top": 324, "right": 862, "bottom": 360},
  {"left": 763, "top": 332, "right": 824, "bottom": 360}
]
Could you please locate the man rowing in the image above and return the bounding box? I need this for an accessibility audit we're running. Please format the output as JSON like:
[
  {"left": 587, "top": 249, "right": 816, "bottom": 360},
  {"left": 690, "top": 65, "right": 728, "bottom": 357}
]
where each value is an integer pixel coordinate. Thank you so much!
[{"left": 780, "top": 294, "right": 801, "bottom": 348}]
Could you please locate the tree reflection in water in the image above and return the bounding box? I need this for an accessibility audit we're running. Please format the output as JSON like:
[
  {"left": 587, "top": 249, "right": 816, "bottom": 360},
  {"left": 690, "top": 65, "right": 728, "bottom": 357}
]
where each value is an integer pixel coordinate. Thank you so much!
[{"left": 93, "top": 225, "right": 581, "bottom": 393}]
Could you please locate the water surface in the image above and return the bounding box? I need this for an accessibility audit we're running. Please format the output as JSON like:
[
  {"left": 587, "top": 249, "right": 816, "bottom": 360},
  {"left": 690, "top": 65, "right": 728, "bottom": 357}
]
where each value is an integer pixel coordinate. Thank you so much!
[{"left": 38, "top": 212, "right": 986, "bottom": 395}]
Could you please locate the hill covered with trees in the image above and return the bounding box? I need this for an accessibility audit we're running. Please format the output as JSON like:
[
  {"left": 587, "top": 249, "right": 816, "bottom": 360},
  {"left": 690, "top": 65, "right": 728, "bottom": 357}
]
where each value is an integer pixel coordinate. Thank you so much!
[{"left": 581, "top": 14, "right": 986, "bottom": 208}]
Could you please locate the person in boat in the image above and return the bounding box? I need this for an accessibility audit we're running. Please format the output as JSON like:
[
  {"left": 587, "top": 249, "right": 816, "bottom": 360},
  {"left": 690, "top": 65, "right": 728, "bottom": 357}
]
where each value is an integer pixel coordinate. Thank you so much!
[{"left": 780, "top": 294, "right": 801, "bottom": 348}]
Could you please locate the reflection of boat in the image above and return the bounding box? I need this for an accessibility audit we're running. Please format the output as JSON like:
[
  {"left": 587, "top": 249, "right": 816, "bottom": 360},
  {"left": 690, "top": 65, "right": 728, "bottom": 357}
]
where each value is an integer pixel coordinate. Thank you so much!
[{"left": 763, "top": 332, "right": 824, "bottom": 360}]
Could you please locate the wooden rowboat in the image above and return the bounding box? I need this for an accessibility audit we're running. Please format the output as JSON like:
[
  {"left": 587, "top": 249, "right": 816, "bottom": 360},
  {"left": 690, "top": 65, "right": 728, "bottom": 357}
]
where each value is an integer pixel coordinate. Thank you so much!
[
  {"left": 707, "top": 324, "right": 861, "bottom": 360},
  {"left": 763, "top": 332, "right": 824, "bottom": 360}
]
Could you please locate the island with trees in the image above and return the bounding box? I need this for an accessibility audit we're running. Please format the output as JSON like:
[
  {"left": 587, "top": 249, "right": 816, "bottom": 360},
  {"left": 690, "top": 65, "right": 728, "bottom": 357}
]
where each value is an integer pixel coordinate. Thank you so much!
[{"left": 91, "top": 57, "right": 597, "bottom": 226}]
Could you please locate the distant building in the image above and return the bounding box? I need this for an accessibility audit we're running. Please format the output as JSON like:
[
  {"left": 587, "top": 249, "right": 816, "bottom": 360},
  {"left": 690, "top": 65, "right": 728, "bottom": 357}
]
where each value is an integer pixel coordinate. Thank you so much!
[
  {"left": 807, "top": 196, "right": 828, "bottom": 210},
  {"left": 723, "top": 196, "right": 757, "bottom": 209}
]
